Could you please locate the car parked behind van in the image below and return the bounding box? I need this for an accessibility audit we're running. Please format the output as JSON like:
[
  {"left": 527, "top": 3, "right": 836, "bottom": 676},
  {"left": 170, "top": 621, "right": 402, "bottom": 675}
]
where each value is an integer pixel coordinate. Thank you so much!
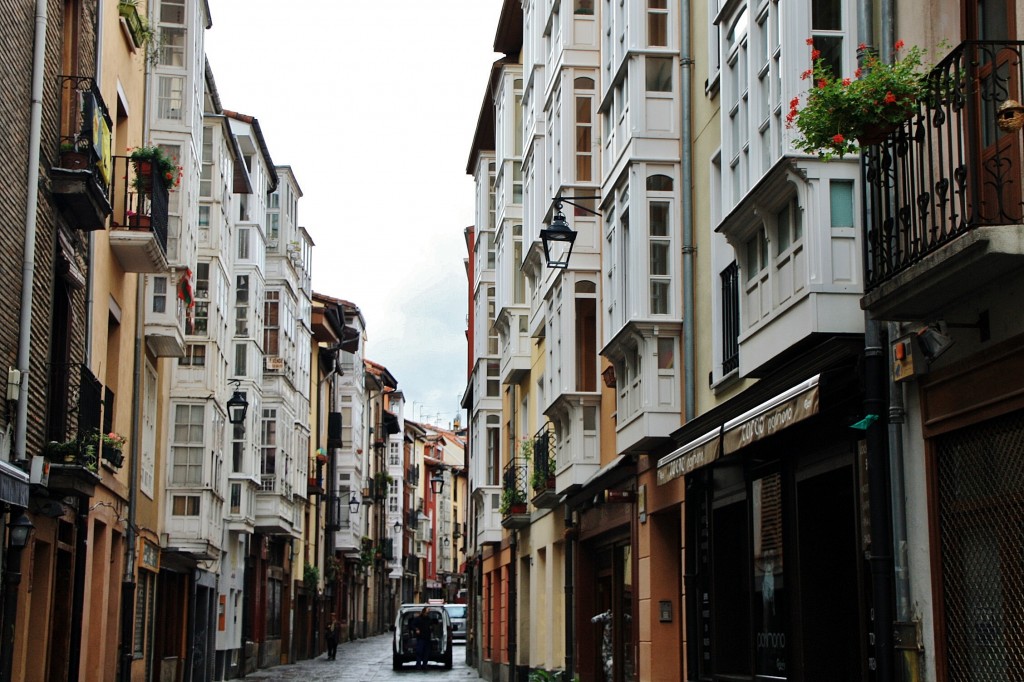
[{"left": 444, "top": 603, "right": 466, "bottom": 643}]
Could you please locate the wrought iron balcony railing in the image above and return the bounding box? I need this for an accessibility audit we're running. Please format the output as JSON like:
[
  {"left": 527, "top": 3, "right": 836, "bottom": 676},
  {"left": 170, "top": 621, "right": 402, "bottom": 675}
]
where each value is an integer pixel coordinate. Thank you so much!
[
  {"left": 531, "top": 423, "right": 555, "bottom": 492},
  {"left": 51, "top": 75, "right": 114, "bottom": 230},
  {"left": 501, "top": 456, "right": 529, "bottom": 513},
  {"left": 863, "top": 40, "right": 1024, "bottom": 290},
  {"left": 54, "top": 75, "right": 112, "bottom": 191},
  {"left": 109, "top": 155, "right": 169, "bottom": 254}
]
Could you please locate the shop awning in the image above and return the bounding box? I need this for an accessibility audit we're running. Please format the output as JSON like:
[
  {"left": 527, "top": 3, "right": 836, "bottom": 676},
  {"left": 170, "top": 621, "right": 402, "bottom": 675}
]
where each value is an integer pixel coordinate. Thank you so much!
[
  {"left": 656, "top": 428, "right": 721, "bottom": 485},
  {"left": 721, "top": 374, "right": 820, "bottom": 454}
]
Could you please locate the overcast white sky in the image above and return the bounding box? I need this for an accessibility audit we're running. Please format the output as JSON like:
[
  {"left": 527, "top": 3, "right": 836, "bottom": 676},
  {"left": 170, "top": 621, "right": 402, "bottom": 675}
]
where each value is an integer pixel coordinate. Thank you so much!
[{"left": 205, "top": 1, "right": 503, "bottom": 428}]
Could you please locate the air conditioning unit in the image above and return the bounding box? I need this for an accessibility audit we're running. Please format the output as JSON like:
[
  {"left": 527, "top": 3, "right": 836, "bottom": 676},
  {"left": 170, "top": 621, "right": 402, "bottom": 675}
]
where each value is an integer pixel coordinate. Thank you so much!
[{"left": 265, "top": 356, "right": 285, "bottom": 371}]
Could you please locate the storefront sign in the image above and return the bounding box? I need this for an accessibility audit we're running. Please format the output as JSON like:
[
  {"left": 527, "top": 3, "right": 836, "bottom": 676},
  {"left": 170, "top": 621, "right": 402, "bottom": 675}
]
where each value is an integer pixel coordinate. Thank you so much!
[
  {"left": 140, "top": 539, "right": 160, "bottom": 571},
  {"left": 722, "top": 375, "right": 820, "bottom": 454},
  {"left": 656, "top": 429, "right": 721, "bottom": 484}
]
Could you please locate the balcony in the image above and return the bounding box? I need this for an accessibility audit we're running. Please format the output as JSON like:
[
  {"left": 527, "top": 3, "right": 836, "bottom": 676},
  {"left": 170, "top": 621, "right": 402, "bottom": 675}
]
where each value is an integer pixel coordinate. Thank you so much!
[
  {"left": 50, "top": 76, "right": 112, "bottom": 231},
  {"left": 254, "top": 474, "right": 296, "bottom": 534},
  {"left": 473, "top": 485, "right": 503, "bottom": 545},
  {"left": 531, "top": 424, "right": 558, "bottom": 509},
  {"left": 144, "top": 274, "right": 186, "bottom": 357},
  {"left": 108, "top": 155, "right": 170, "bottom": 273},
  {"left": 862, "top": 40, "right": 1024, "bottom": 320},
  {"left": 164, "top": 489, "right": 224, "bottom": 560},
  {"left": 498, "top": 307, "right": 531, "bottom": 385},
  {"left": 500, "top": 457, "right": 530, "bottom": 529}
]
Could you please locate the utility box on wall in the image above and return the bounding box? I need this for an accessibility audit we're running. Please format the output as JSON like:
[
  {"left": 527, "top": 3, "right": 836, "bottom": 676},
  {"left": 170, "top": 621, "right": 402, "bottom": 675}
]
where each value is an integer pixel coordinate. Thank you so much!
[{"left": 892, "top": 334, "right": 922, "bottom": 383}]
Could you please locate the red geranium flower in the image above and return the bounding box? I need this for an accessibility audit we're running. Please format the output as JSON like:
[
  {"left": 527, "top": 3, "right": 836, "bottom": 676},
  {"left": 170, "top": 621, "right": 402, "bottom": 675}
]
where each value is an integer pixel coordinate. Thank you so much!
[
  {"left": 832, "top": 133, "right": 845, "bottom": 145},
  {"left": 811, "top": 49, "right": 821, "bottom": 60}
]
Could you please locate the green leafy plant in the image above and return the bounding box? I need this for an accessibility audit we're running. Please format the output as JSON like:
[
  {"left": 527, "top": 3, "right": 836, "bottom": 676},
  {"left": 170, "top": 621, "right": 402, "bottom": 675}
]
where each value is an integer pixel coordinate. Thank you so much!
[
  {"left": 303, "top": 563, "right": 319, "bottom": 591},
  {"left": 789, "top": 39, "right": 930, "bottom": 159},
  {"left": 44, "top": 437, "right": 98, "bottom": 471},
  {"left": 128, "top": 145, "right": 182, "bottom": 189},
  {"left": 324, "top": 555, "right": 342, "bottom": 582},
  {"left": 499, "top": 486, "right": 528, "bottom": 515},
  {"left": 529, "top": 670, "right": 566, "bottom": 682}
]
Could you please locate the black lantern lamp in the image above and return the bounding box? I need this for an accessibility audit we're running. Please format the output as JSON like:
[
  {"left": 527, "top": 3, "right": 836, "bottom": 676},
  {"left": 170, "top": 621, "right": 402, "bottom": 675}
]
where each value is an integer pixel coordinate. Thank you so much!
[
  {"left": 8, "top": 513, "right": 33, "bottom": 549},
  {"left": 443, "top": 537, "right": 450, "bottom": 548},
  {"left": 226, "top": 382, "right": 249, "bottom": 425},
  {"left": 540, "top": 203, "right": 577, "bottom": 269},
  {"left": 541, "top": 195, "right": 600, "bottom": 269},
  {"left": 1, "top": 513, "right": 33, "bottom": 682},
  {"left": 394, "top": 519, "right": 401, "bottom": 534},
  {"left": 430, "top": 472, "right": 444, "bottom": 495},
  {"left": 349, "top": 493, "right": 360, "bottom": 515}
]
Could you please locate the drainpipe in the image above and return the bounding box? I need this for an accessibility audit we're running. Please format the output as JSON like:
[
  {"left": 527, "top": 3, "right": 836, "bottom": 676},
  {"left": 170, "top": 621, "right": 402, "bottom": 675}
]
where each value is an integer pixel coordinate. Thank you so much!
[
  {"left": 563, "top": 507, "right": 575, "bottom": 681},
  {"left": 875, "top": 3, "right": 917, "bottom": 679},
  {"left": 14, "top": 0, "right": 49, "bottom": 464},
  {"left": 858, "top": 7, "right": 895, "bottom": 682},
  {"left": 680, "top": 0, "right": 695, "bottom": 422},
  {"left": 508, "top": 530, "right": 518, "bottom": 681},
  {"left": 864, "top": 319, "right": 894, "bottom": 682},
  {"left": 118, "top": 268, "right": 145, "bottom": 682}
]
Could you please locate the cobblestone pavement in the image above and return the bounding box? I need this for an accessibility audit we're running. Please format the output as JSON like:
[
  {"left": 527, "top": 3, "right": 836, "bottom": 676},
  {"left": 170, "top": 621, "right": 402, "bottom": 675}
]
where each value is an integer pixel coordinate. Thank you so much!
[{"left": 243, "top": 635, "right": 484, "bottom": 681}]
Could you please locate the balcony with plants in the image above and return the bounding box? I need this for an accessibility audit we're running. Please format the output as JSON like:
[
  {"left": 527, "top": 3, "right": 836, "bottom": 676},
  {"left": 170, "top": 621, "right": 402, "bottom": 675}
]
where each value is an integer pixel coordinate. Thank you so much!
[
  {"left": 808, "top": 40, "right": 1024, "bottom": 320},
  {"left": 108, "top": 149, "right": 179, "bottom": 273},
  {"left": 51, "top": 75, "right": 113, "bottom": 231},
  {"left": 529, "top": 425, "right": 558, "bottom": 508},
  {"left": 500, "top": 456, "right": 530, "bottom": 529},
  {"left": 44, "top": 365, "right": 121, "bottom": 496}
]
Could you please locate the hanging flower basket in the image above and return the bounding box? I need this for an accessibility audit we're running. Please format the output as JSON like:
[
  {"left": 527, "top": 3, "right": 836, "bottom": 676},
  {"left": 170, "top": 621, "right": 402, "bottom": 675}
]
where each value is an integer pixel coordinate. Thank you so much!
[{"left": 789, "top": 39, "right": 931, "bottom": 158}]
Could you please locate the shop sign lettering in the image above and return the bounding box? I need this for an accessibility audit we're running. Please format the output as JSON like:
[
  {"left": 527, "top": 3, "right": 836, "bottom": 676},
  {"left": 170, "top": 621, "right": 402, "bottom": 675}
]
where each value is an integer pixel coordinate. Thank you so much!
[{"left": 723, "top": 386, "right": 819, "bottom": 454}]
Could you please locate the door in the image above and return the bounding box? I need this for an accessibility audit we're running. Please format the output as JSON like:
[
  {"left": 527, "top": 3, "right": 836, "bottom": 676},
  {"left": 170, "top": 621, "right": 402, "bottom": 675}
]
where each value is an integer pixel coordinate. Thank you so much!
[
  {"left": 964, "top": 0, "right": 1023, "bottom": 223},
  {"left": 795, "top": 466, "right": 862, "bottom": 682}
]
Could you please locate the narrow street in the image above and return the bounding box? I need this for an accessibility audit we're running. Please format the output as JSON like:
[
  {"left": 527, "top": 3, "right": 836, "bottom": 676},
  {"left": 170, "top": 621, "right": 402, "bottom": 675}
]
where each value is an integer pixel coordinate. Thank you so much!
[{"left": 243, "top": 636, "right": 483, "bottom": 681}]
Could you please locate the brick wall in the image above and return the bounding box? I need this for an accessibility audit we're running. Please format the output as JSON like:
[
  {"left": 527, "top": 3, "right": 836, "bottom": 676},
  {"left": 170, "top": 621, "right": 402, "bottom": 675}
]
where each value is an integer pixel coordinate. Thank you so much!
[{"left": 0, "top": 0, "right": 98, "bottom": 458}]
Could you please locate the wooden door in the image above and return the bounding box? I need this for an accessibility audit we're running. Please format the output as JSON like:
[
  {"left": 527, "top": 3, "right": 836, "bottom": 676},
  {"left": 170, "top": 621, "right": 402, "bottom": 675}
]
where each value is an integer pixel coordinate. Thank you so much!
[{"left": 964, "top": 0, "right": 1024, "bottom": 223}]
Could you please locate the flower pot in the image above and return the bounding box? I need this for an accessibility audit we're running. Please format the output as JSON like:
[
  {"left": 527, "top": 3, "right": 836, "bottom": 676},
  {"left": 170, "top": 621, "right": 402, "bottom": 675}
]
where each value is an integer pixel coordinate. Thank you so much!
[
  {"left": 857, "top": 121, "right": 902, "bottom": 147},
  {"left": 509, "top": 503, "right": 527, "bottom": 514},
  {"left": 133, "top": 159, "right": 154, "bottom": 192},
  {"left": 127, "top": 214, "right": 151, "bottom": 229},
  {"left": 103, "top": 447, "right": 125, "bottom": 468}
]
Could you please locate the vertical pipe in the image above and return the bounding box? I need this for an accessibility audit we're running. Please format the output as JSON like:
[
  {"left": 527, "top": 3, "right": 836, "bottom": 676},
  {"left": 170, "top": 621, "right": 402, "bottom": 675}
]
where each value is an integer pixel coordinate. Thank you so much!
[
  {"left": 680, "top": 0, "right": 695, "bottom": 422},
  {"left": 564, "top": 506, "right": 575, "bottom": 681},
  {"left": 864, "top": 318, "right": 895, "bottom": 682},
  {"left": 508, "top": 530, "right": 517, "bottom": 681},
  {"left": 14, "top": 0, "right": 49, "bottom": 463},
  {"left": 119, "top": 273, "right": 144, "bottom": 682}
]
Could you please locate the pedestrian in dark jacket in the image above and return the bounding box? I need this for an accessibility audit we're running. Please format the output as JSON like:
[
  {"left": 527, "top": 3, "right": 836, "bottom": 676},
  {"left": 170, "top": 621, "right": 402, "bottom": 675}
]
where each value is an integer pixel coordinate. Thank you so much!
[
  {"left": 325, "top": 614, "right": 339, "bottom": 661},
  {"left": 412, "top": 607, "right": 433, "bottom": 669}
]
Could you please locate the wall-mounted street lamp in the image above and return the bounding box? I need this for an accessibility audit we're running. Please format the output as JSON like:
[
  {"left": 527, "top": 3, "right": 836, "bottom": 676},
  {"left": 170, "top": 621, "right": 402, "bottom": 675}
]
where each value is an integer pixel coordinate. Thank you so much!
[
  {"left": 1, "top": 513, "right": 34, "bottom": 682},
  {"left": 349, "top": 494, "right": 361, "bottom": 515},
  {"left": 394, "top": 520, "right": 401, "bottom": 534},
  {"left": 430, "top": 472, "right": 444, "bottom": 495},
  {"left": 226, "top": 381, "right": 249, "bottom": 425},
  {"left": 541, "top": 195, "right": 600, "bottom": 268}
]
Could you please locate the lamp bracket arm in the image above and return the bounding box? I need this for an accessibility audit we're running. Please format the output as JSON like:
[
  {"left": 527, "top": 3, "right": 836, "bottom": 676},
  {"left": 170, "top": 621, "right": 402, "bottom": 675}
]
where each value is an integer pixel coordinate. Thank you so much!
[{"left": 553, "top": 195, "right": 602, "bottom": 216}]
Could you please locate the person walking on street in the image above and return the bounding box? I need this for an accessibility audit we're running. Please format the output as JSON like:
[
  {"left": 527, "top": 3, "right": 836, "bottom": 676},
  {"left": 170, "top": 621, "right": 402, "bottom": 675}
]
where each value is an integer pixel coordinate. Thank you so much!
[
  {"left": 325, "top": 613, "right": 339, "bottom": 661},
  {"left": 412, "top": 606, "right": 433, "bottom": 670}
]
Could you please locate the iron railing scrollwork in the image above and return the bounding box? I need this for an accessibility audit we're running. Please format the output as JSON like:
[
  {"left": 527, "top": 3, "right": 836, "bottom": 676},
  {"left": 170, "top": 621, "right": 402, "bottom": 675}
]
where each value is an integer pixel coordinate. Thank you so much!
[{"left": 863, "top": 40, "right": 1024, "bottom": 289}]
